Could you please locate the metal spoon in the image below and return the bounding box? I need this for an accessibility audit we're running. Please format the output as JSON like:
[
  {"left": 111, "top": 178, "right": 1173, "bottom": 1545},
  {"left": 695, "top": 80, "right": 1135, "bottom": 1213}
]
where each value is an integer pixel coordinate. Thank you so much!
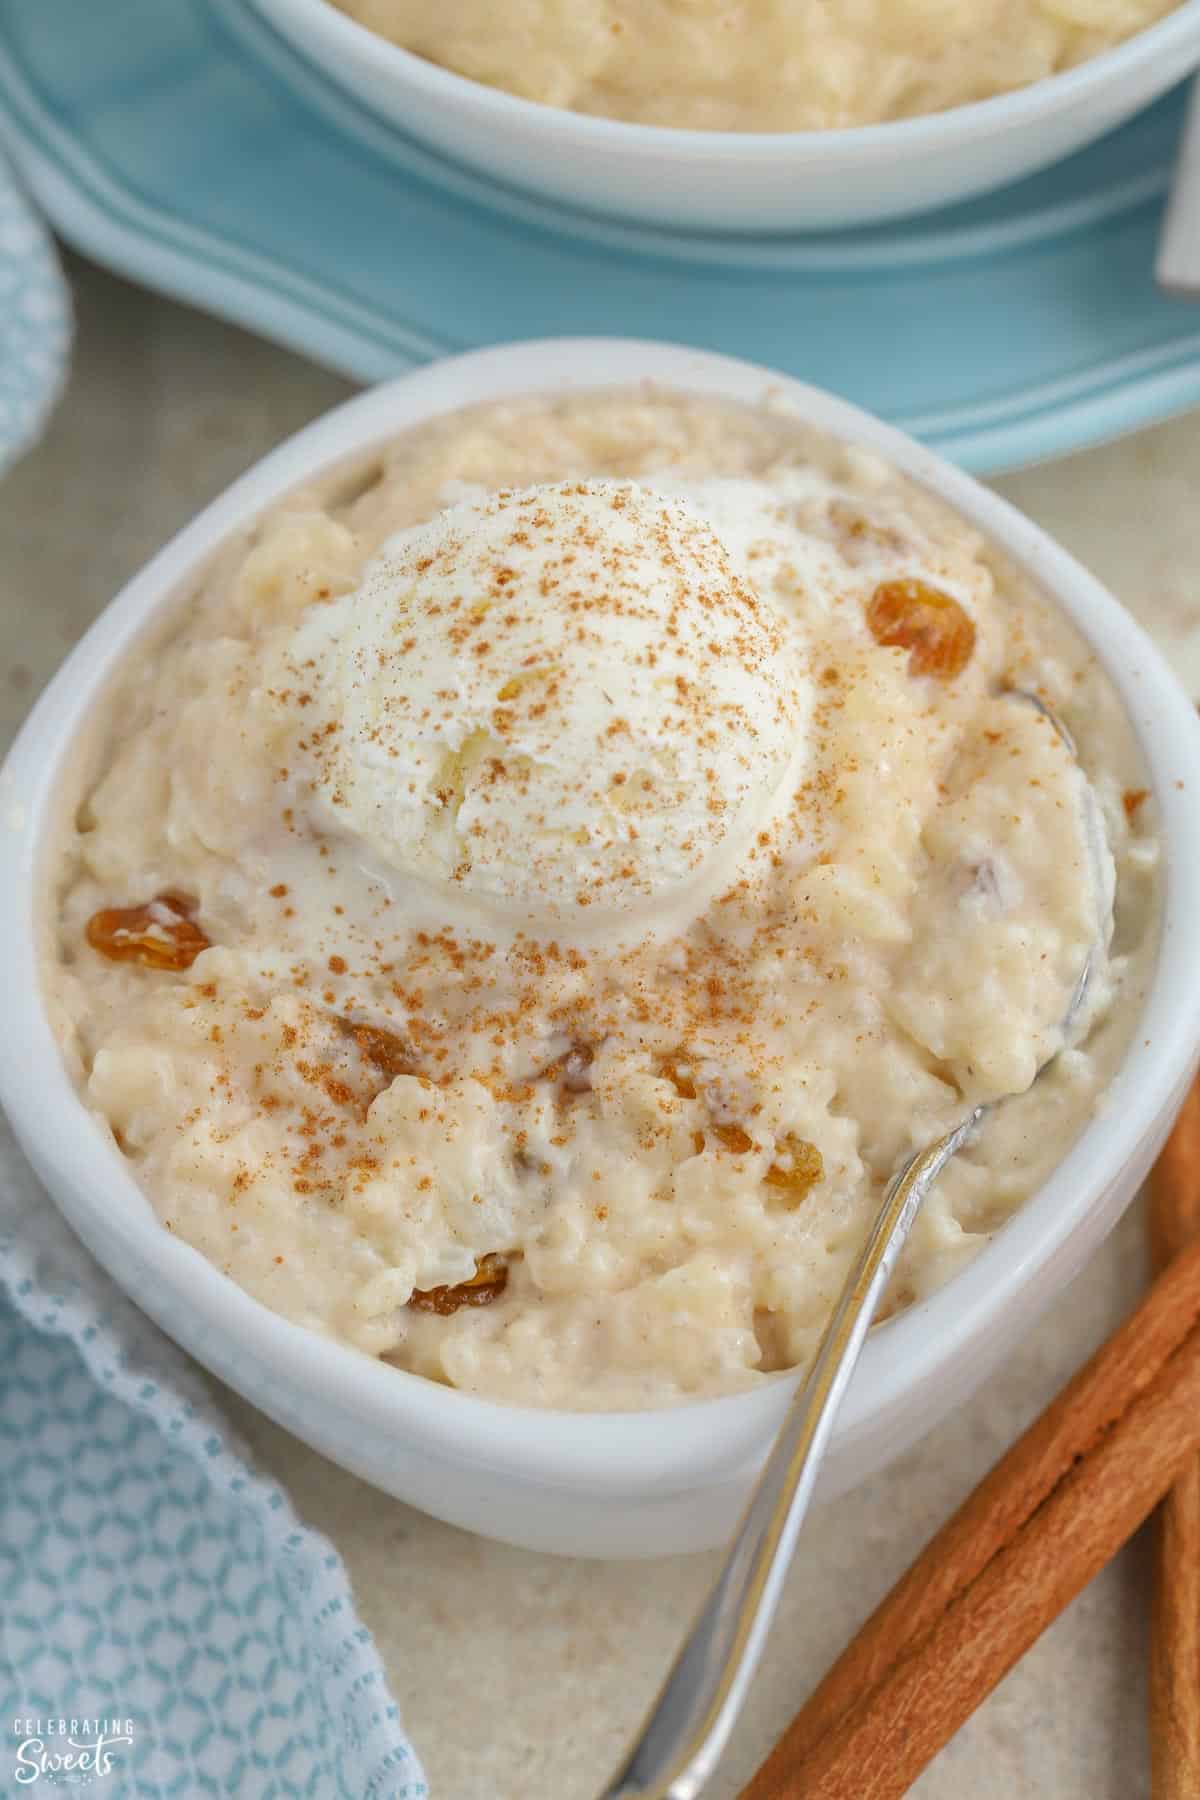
[{"left": 596, "top": 689, "right": 1111, "bottom": 1800}]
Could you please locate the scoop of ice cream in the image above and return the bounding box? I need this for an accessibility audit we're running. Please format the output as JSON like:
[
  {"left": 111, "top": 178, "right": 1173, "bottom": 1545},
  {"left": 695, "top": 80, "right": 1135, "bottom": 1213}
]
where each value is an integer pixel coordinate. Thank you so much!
[{"left": 296, "top": 479, "right": 808, "bottom": 931}]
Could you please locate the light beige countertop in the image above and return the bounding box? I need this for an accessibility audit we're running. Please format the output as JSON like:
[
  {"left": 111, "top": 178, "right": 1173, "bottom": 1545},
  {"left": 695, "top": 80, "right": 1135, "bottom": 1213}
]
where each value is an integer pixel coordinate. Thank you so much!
[{"left": 4, "top": 253, "right": 1192, "bottom": 1800}]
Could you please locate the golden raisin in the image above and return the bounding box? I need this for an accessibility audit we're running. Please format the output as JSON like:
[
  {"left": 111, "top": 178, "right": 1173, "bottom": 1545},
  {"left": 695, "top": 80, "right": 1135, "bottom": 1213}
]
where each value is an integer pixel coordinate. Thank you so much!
[
  {"left": 409, "top": 1253, "right": 509, "bottom": 1316},
  {"left": 712, "top": 1123, "right": 755, "bottom": 1155},
  {"left": 86, "top": 891, "right": 209, "bottom": 971},
  {"left": 659, "top": 1055, "right": 697, "bottom": 1100},
  {"left": 765, "top": 1135, "right": 824, "bottom": 1206},
  {"left": 338, "top": 1017, "right": 417, "bottom": 1081},
  {"left": 866, "top": 579, "right": 975, "bottom": 680}
]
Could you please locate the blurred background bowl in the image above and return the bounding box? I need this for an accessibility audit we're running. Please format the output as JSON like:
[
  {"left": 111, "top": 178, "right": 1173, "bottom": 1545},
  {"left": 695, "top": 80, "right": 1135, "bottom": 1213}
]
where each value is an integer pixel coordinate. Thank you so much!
[{"left": 249, "top": 0, "right": 1200, "bottom": 231}]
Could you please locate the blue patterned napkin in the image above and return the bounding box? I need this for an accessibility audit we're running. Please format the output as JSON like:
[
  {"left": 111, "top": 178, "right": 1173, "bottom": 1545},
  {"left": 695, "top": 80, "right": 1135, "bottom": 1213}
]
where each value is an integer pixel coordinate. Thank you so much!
[
  {"left": 0, "top": 153, "right": 68, "bottom": 478},
  {"left": 0, "top": 159, "right": 425, "bottom": 1798}
]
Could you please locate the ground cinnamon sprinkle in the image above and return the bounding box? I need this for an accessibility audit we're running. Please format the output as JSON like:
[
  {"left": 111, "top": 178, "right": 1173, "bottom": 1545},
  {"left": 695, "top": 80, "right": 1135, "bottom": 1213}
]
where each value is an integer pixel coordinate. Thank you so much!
[{"left": 162, "top": 865, "right": 827, "bottom": 1202}]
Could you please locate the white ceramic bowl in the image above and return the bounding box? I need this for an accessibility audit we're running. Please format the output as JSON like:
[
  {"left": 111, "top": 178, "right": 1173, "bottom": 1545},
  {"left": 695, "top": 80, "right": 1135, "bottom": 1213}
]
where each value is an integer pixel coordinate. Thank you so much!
[
  {"left": 248, "top": 0, "right": 1200, "bottom": 231},
  {"left": 3, "top": 339, "right": 1200, "bottom": 1559}
]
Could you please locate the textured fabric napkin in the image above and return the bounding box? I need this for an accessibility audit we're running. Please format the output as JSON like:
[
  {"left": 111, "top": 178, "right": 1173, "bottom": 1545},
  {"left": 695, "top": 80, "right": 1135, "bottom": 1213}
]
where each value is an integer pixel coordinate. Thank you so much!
[{"left": 0, "top": 158, "right": 426, "bottom": 1798}]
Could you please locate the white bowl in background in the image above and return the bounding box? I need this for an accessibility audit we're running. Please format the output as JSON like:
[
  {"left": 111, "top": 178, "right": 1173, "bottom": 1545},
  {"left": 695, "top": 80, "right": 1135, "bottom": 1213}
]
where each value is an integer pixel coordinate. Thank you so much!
[
  {"left": 247, "top": 0, "right": 1200, "bottom": 231},
  {"left": 3, "top": 339, "right": 1200, "bottom": 1559}
]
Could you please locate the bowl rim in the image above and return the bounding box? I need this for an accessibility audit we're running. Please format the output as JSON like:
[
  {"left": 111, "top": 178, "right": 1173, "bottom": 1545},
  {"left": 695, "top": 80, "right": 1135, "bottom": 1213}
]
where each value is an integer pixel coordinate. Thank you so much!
[
  {"left": 251, "top": 0, "right": 1200, "bottom": 164},
  {"left": 4, "top": 336, "right": 1200, "bottom": 1495}
]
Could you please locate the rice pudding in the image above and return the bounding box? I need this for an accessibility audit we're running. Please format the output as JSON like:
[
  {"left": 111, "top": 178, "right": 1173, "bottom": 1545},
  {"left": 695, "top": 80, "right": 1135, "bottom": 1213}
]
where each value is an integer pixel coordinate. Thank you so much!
[
  {"left": 329, "top": 0, "right": 1183, "bottom": 132},
  {"left": 46, "top": 387, "right": 1159, "bottom": 1408}
]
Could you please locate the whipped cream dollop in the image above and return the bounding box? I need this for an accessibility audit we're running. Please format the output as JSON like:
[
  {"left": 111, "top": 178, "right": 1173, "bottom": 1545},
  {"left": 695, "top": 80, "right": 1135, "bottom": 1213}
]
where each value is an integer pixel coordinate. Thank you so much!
[{"left": 294, "top": 479, "right": 808, "bottom": 932}]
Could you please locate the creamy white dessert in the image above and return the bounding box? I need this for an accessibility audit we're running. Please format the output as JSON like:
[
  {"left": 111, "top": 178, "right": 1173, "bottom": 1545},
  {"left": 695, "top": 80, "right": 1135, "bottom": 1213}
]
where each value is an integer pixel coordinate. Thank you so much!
[
  {"left": 47, "top": 388, "right": 1159, "bottom": 1409},
  {"left": 296, "top": 480, "right": 806, "bottom": 932},
  {"left": 329, "top": 0, "right": 1181, "bottom": 132}
]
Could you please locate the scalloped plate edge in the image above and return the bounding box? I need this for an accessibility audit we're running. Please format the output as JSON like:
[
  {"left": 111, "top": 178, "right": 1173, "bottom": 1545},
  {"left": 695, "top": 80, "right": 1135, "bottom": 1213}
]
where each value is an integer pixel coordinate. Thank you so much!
[{"left": 5, "top": 24, "right": 1200, "bottom": 475}]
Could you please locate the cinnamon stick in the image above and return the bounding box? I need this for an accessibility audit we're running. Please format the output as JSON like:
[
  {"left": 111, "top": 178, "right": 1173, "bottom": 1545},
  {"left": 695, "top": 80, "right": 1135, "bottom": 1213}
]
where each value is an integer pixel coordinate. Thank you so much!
[
  {"left": 738, "top": 1230, "right": 1200, "bottom": 1800},
  {"left": 1149, "top": 1079, "right": 1200, "bottom": 1800}
]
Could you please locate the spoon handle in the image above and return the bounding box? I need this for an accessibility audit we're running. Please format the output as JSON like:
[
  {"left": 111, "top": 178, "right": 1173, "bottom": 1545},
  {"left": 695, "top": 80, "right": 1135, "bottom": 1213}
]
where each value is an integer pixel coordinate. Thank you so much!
[{"left": 595, "top": 1110, "right": 982, "bottom": 1800}]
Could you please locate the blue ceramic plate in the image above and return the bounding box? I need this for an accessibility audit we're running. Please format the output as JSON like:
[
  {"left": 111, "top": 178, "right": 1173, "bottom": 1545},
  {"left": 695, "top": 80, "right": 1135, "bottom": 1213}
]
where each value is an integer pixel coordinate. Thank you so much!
[{"left": 2, "top": 0, "right": 1200, "bottom": 473}]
